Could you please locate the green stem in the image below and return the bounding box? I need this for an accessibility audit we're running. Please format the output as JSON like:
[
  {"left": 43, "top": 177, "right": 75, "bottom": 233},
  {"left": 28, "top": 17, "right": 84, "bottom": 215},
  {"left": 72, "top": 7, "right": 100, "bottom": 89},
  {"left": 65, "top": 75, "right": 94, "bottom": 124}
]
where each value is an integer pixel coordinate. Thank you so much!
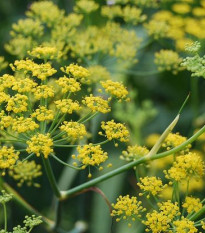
[
  {"left": 0, "top": 139, "right": 26, "bottom": 143},
  {"left": 51, "top": 154, "right": 81, "bottom": 170},
  {"left": 3, "top": 203, "right": 7, "bottom": 231},
  {"left": 53, "top": 139, "right": 109, "bottom": 147},
  {"left": 80, "top": 112, "right": 99, "bottom": 124},
  {"left": 42, "top": 157, "right": 61, "bottom": 198},
  {"left": 50, "top": 114, "right": 66, "bottom": 136},
  {"left": 60, "top": 124, "right": 205, "bottom": 200},
  {"left": 189, "top": 206, "right": 205, "bottom": 221}
]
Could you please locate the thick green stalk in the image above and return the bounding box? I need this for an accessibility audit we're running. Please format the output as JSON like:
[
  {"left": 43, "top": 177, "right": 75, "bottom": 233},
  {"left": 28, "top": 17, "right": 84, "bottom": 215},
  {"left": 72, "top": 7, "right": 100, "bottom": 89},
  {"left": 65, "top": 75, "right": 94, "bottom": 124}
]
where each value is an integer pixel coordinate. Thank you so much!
[
  {"left": 42, "top": 157, "right": 61, "bottom": 198},
  {"left": 60, "top": 124, "right": 205, "bottom": 200},
  {"left": 3, "top": 203, "right": 7, "bottom": 231}
]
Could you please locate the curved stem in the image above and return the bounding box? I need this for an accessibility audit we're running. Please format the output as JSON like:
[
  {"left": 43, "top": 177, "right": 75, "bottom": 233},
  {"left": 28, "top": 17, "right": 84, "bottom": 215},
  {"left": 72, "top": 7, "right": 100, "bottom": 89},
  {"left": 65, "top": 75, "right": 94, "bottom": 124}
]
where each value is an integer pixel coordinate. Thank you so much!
[
  {"left": 42, "top": 156, "right": 61, "bottom": 198},
  {"left": 51, "top": 154, "right": 82, "bottom": 170},
  {"left": 60, "top": 124, "right": 205, "bottom": 200}
]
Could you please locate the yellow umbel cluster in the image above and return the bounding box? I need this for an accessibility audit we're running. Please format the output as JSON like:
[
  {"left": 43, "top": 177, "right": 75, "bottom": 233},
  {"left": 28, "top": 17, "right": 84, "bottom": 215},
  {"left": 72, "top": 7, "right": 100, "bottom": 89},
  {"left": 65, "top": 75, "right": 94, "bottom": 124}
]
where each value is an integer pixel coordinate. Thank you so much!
[
  {"left": 0, "top": 91, "right": 10, "bottom": 104},
  {"left": 26, "top": 133, "right": 53, "bottom": 158},
  {"left": 56, "top": 76, "right": 81, "bottom": 93},
  {"left": 34, "top": 85, "right": 54, "bottom": 100},
  {"left": 162, "top": 132, "right": 191, "bottom": 154},
  {"left": 29, "top": 46, "right": 62, "bottom": 60},
  {"left": 12, "top": 117, "right": 39, "bottom": 133},
  {"left": 55, "top": 99, "right": 81, "bottom": 114},
  {"left": 0, "top": 74, "right": 15, "bottom": 90},
  {"left": 72, "top": 144, "right": 108, "bottom": 177},
  {"left": 12, "top": 77, "right": 37, "bottom": 93},
  {"left": 99, "top": 120, "right": 129, "bottom": 144},
  {"left": 182, "top": 196, "right": 202, "bottom": 214},
  {"left": 143, "top": 201, "right": 180, "bottom": 233},
  {"left": 137, "top": 176, "right": 167, "bottom": 198},
  {"left": 111, "top": 195, "right": 146, "bottom": 227},
  {"left": 61, "top": 64, "right": 90, "bottom": 84},
  {"left": 173, "top": 217, "right": 197, "bottom": 233},
  {"left": 9, "top": 160, "right": 42, "bottom": 187},
  {"left": 0, "top": 146, "right": 19, "bottom": 175},
  {"left": 0, "top": 110, "right": 12, "bottom": 130},
  {"left": 82, "top": 95, "right": 111, "bottom": 113},
  {"left": 26, "top": 1, "right": 64, "bottom": 27},
  {"left": 6, "top": 93, "right": 28, "bottom": 113},
  {"left": 31, "top": 106, "right": 54, "bottom": 122},
  {"left": 60, "top": 121, "right": 87, "bottom": 141},
  {"left": 74, "top": 0, "right": 99, "bottom": 14},
  {"left": 100, "top": 80, "right": 129, "bottom": 101},
  {"left": 120, "top": 145, "right": 149, "bottom": 161},
  {"left": 164, "top": 152, "right": 204, "bottom": 182},
  {"left": 11, "top": 59, "right": 57, "bottom": 80},
  {"left": 154, "top": 50, "right": 184, "bottom": 74}
]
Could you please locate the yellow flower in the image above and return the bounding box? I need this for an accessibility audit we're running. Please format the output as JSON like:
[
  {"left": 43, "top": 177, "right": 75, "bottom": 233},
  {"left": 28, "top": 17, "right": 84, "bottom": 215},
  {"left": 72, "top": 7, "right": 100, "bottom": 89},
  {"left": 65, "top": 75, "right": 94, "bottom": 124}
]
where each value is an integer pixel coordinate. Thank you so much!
[
  {"left": 5, "top": 36, "right": 36, "bottom": 59},
  {"left": 182, "top": 196, "right": 202, "bottom": 213},
  {"left": 82, "top": 95, "right": 110, "bottom": 113},
  {"left": 31, "top": 106, "right": 54, "bottom": 122},
  {"left": 74, "top": 0, "right": 99, "bottom": 14},
  {"left": 173, "top": 217, "right": 197, "bottom": 233},
  {"left": 0, "top": 91, "right": 10, "bottom": 104},
  {"left": 143, "top": 210, "right": 170, "bottom": 233},
  {"left": 72, "top": 144, "right": 108, "bottom": 176},
  {"left": 10, "top": 18, "right": 44, "bottom": 38},
  {"left": 137, "top": 176, "right": 167, "bottom": 198},
  {"left": 162, "top": 132, "right": 191, "bottom": 154},
  {"left": 6, "top": 93, "right": 28, "bottom": 113},
  {"left": 0, "top": 146, "right": 19, "bottom": 174},
  {"left": 9, "top": 160, "right": 42, "bottom": 187},
  {"left": 56, "top": 76, "right": 81, "bottom": 93},
  {"left": 12, "top": 77, "right": 37, "bottom": 93},
  {"left": 0, "top": 110, "right": 13, "bottom": 130},
  {"left": 172, "top": 3, "right": 191, "bottom": 14},
  {"left": 154, "top": 50, "right": 183, "bottom": 75},
  {"left": 34, "top": 85, "right": 54, "bottom": 100},
  {"left": 60, "top": 121, "right": 87, "bottom": 141},
  {"left": 26, "top": 1, "right": 64, "bottom": 27},
  {"left": 61, "top": 64, "right": 90, "bottom": 84},
  {"left": 26, "top": 133, "right": 53, "bottom": 158},
  {"left": 55, "top": 99, "right": 81, "bottom": 114},
  {"left": 0, "top": 74, "right": 15, "bottom": 91},
  {"left": 158, "top": 200, "right": 180, "bottom": 219},
  {"left": 29, "top": 46, "right": 62, "bottom": 60},
  {"left": 144, "top": 19, "right": 169, "bottom": 39},
  {"left": 11, "top": 59, "right": 57, "bottom": 80},
  {"left": 120, "top": 145, "right": 149, "bottom": 161},
  {"left": 100, "top": 80, "right": 129, "bottom": 101},
  {"left": 164, "top": 152, "right": 204, "bottom": 182},
  {"left": 12, "top": 117, "right": 39, "bottom": 133},
  {"left": 99, "top": 120, "right": 129, "bottom": 143},
  {"left": 111, "top": 195, "right": 145, "bottom": 227}
]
